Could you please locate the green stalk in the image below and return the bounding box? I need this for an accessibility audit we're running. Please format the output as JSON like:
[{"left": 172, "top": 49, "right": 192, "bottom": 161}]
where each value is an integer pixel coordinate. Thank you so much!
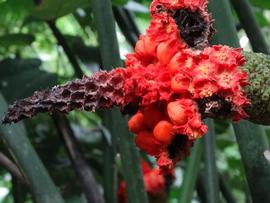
[
  {"left": 208, "top": 0, "right": 239, "bottom": 47},
  {"left": 202, "top": 119, "right": 220, "bottom": 203},
  {"left": 208, "top": 1, "right": 270, "bottom": 202},
  {"left": 219, "top": 174, "right": 237, "bottom": 203},
  {"left": 91, "top": 1, "right": 148, "bottom": 203},
  {"left": 233, "top": 121, "right": 270, "bottom": 203},
  {"left": 230, "top": 0, "right": 270, "bottom": 54},
  {"left": 91, "top": 1, "right": 121, "bottom": 202},
  {"left": 178, "top": 139, "right": 203, "bottom": 203},
  {"left": 0, "top": 93, "right": 65, "bottom": 203}
]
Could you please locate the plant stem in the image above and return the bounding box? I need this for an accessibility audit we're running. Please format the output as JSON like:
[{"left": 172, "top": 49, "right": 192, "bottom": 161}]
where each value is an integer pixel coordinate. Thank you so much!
[
  {"left": 233, "top": 121, "right": 270, "bottom": 203},
  {"left": 91, "top": 1, "right": 148, "bottom": 203},
  {"left": 209, "top": 1, "right": 270, "bottom": 202},
  {"left": 203, "top": 119, "right": 220, "bottom": 203},
  {"left": 0, "top": 93, "right": 65, "bottom": 203},
  {"left": 208, "top": 0, "right": 239, "bottom": 47},
  {"left": 219, "top": 174, "right": 237, "bottom": 203},
  {"left": 113, "top": 7, "right": 138, "bottom": 47},
  {"left": 112, "top": 108, "right": 148, "bottom": 203},
  {"left": 178, "top": 139, "right": 203, "bottom": 203},
  {"left": 0, "top": 152, "right": 29, "bottom": 187},
  {"left": 47, "top": 20, "right": 84, "bottom": 78},
  {"left": 91, "top": 1, "right": 120, "bottom": 202},
  {"left": 196, "top": 173, "right": 207, "bottom": 203},
  {"left": 48, "top": 18, "right": 104, "bottom": 203},
  {"left": 53, "top": 113, "right": 104, "bottom": 203},
  {"left": 230, "top": 0, "right": 270, "bottom": 54}
]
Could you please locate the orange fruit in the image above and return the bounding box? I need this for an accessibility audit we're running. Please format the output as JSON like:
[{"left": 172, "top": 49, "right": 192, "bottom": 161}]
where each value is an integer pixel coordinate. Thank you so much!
[
  {"left": 128, "top": 112, "right": 145, "bottom": 133},
  {"left": 167, "top": 101, "right": 188, "bottom": 125},
  {"left": 153, "top": 120, "right": 175, "bottom": 145}
]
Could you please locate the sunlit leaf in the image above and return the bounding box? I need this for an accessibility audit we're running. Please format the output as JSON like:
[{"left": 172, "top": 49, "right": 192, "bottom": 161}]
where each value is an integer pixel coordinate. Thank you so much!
[
  {"left": 32, "top": 0, "right": 89, "bottom": 20},
  {"left": 112, "top": 0, "right": 128, "bottom": 6},
  {"left": 250, "top": 0, "right": 270, "bottom": 9}
]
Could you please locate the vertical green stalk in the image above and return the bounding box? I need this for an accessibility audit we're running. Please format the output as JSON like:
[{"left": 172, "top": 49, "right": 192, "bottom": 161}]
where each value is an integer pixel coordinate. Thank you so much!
[
  {"left": 91, "top": 1, "right": 148, "bottom": 203},
  {"left": 203, "top": 119, "right": 220, "bottom": 203},
  {"left": 208, "top": 0, "right": 270, "bottom": 202},
  {"left": 230, "top": 0, "right": 270, "bottom": 54},
  {"left": 91, "top": 1, "right": 121, "bottom": 202},
  {"left": 178, "top": 139, "right": 203, "bottom": 203},
  {"left": 208, "top": 0, "right": 239, "bottom": 47},
  {"left": 219, "top": 174, "right": 237, "bottom": 203},
  {"left": 0, "top": 93, "right": 65, "bottom": 203},
  {"left": 233, "top": 122, "right": 270, "bottom": 203}
]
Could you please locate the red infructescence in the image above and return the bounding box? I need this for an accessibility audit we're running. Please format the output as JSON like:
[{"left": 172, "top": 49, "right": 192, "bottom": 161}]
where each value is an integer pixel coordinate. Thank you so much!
[{"left": 122, "top": 0, "right": 249, "bottom": 173}]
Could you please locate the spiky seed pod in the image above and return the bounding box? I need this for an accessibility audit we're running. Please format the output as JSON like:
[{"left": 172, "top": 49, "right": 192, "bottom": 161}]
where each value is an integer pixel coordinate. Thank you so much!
[
  {"left": 2, "top": 69, "right": 126, "bottom": 124},
  {"left": 243, "top": 52, "right": 270, "bottom": 125}
]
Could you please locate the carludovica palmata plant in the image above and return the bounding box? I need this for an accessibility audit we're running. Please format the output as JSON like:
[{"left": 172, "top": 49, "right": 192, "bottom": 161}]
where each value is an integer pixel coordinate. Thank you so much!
[{"left": 2, "top": 0, "right": 270, "bottom": 176}]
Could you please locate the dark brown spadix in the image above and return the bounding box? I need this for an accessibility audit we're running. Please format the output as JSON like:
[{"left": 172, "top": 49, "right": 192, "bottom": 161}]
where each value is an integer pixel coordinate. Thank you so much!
[{"left": 2, "top": 69, "right": 126, "bottom": 124}]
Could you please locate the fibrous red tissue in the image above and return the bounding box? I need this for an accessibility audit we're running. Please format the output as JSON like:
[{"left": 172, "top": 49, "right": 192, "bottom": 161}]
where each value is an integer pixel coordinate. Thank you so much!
[{"left": 3, "top": 0, "right": 250, "bottom": 174}]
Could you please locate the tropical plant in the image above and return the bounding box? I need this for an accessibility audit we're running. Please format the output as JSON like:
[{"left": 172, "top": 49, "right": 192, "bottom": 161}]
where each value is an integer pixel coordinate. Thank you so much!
[{"left": 0, "top": 0, "right": 270, "bottom": 203}]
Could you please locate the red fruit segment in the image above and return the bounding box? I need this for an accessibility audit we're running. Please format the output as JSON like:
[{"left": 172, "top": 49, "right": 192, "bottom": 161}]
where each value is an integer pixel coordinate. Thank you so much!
[
  {"left": 171, "top": 74, "right": 191, "bottom": 93},
  {"left": 153, "top": 120, "right": 175, "bottom": 145},
  {"left": 135, "top": 131, "right": 163, "bottom": 156},
  {"left": 157, "top": 41, "right": 178, "bottom": 65},
  {"left": 167, "top": 101, "right": 188, "bottom": 125},
  {"left": 143, "top": 104, "right": 164, "bottom": 129},
  {"left": 128, "top": 112, "right": 145, "bottom": 133}
]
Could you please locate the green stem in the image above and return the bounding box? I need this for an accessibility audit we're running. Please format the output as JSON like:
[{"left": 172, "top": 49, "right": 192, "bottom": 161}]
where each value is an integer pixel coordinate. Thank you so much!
[
  {"left": 112, "top": 108, "right": 148, "bottom": 203},
  {"left": 0, "top": 93, "right": 65, "bottom": 203},
  {"left": 47, "top": 20, "right": 84, "bottom": 78},
  {"left": 208, "top": 0, "right": 239, "bottom": 47},
  {"left": 53, "top": 113, "right": 104, "bottom": 203},
  {"left": 219, "top": 174, "right": 237, "bottom": 203},
  {"left": 233, "top": 121, "right": 270, "bottom": 203},
  {"left": 230, "top": 0, "right": 270, "bottom": 54},
  {"left": 0, "top": 152, "right": 29, "bottom": 187},
  {"left": 203, "top": 119, "right": 220, "bottom": 203},
  {"left": 209, "top": 1, "right": 270, "bottom": 202},
  {"left": 113, "top": 6, "right": 138, "bottom": 47},
  {"left": 91, "top": 1, "right": 148, "bottom": 203},
  {"left": 178, "top": 139, "right": 203, "bottom": 203},
  {"left": 91, "top": 0, "right": 122, "bottom": 69}
]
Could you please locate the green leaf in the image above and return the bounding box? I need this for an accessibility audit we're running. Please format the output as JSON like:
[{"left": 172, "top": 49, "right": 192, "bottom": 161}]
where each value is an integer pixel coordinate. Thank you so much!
[
  {"left": 250, "top": 0, "right": 270, "bottom": 9},
  {"left": 0, "top": 58, "right": 57, "bottom": 102},
  {"left": 32, "top": 0, "right": 89, "bottom": 20},
  {"left": 0, "top": 0, "right": 33, "bottom": 26},
  {"left": 254, "top": 9, "right": 268, "bottom": 27},
  {"left": 112, "top": 0, "right": 128, "bottom": 6},
  {"left": 0, "top": 34, "right": 35, "bottom": 49}
]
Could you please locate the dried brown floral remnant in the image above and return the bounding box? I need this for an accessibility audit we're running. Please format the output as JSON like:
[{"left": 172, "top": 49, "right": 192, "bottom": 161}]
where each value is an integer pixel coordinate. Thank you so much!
[{"left": 2, "top": 69, "right": 126, "bottom": 124}]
